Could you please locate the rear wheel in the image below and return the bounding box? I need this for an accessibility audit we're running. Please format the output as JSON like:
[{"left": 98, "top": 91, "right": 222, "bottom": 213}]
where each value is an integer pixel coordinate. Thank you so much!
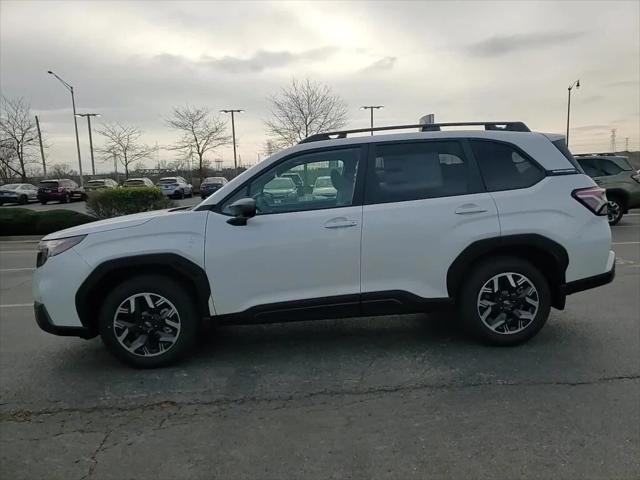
[
  {"left": 19, "top": 194, "right": 28, "bottom": 205},
  {"left": 99, "top": 275, "right": 199, "bottom": 368},
  {"left": 40, "top": 200, "right": 47, "bottom": 205},
  {"left": 458, "top": 257, "right": 551, "bottom": 346},
  {"left": 607, "top": 198, "right": 624, "bottom": 225},
  {"left": 63, "top": 193, "right": 70, "bottom": 204}
]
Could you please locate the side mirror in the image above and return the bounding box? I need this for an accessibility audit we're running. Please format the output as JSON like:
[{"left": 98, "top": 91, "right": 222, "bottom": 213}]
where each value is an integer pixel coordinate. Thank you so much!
[{"left": 227, "top": 197, "right": 256, "bottom": 226}]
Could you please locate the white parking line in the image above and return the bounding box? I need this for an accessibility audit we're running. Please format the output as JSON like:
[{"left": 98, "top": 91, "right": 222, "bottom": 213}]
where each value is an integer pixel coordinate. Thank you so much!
[
  {"left": 0, "top": 268, "right": 35, "bottom": 272},
  {"left": 0, "top": 303, "right": 32, "bottom": 308}
]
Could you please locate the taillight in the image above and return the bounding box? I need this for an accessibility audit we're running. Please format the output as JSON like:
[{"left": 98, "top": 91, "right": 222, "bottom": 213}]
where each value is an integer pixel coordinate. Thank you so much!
[
  {"left": 572, "top": 187, "right": 608, "bottom": 216},
  {"left": 631, "top": 172, "right": 640, "bottom": 184}
]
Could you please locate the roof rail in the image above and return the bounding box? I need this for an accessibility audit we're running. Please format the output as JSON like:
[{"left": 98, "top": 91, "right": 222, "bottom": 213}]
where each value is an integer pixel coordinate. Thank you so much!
[
  {"left": 299, "top": 121, "right": 531, "bottom": 144},
  {"left": 574, "top": 153, "right": 623, "bottom": 157}
]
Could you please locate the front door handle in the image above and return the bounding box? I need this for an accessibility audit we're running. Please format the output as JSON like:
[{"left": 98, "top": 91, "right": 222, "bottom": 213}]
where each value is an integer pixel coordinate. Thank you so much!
[
  {"left": 324, "top": 217, "right": 358, "bottom": 229},
  {"left": 455, "top": 203, "right": 488, "bottom": 215}
]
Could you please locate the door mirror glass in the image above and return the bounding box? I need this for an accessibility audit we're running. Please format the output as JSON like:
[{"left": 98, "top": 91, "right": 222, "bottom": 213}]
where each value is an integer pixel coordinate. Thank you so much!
[{"left": 227, "top": 198, "right": 256, "bottom": 225}]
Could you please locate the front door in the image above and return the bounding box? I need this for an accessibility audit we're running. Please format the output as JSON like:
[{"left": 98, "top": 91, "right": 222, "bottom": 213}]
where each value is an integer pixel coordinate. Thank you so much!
[{"left": 205, "top": 146, "right": 365, "bottom": 318}]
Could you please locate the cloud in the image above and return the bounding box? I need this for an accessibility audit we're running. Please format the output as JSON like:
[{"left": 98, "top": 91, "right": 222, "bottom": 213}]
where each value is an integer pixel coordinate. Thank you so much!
[
  {"left": 572, "top": 124, "right": 611, "bottom": 132},
  {"left": 466, "top": 31, "right": 585, "bottom": 57},
  {"left": 605, "top": 79, "right": 640, "bottom": 88},
  {"left": 198, "top": 47, "right": 338, "bottom": 73},
  {"left": 360, "top": 56, "right": 397, "bottom": 73}
]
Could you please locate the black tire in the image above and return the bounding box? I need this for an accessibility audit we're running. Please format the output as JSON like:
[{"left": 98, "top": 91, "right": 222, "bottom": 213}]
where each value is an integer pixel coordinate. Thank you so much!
[
  {"left": 63, "top": 193, "right": 70, "bottom": 204},
  {"left": 178, "top": 189, "right": 185, "bottom": 199},
  {"left": 19, "top": 195, "right": 28, "bottom": 205},
  {"left": 40, "top": 200, "right": 47, "bottom": 205},
  {"left": 458, "top": 256, "right": 551, "bottom": 346},
  {"left": 607, "top": 198, "right": 624, "bottom": 226},
  {"left": 98, "top": 275, "right": 199, "bottom": 368}
]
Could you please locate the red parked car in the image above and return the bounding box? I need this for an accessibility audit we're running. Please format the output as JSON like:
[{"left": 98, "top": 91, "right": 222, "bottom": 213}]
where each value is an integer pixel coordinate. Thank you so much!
[{"left": 37, "top": 179, "right": 86, "bottom": 204}]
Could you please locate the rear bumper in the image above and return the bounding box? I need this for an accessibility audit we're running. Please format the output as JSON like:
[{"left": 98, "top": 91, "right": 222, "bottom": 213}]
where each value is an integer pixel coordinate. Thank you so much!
[
  {"left": 563, "top": 255, "right": 616, "bottom": 295},
  {"left": 34, "top": 302, "right": 94, "bottom": 339}
]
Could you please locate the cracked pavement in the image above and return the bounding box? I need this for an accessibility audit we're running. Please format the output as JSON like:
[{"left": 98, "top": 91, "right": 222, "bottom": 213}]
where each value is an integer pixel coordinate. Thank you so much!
[{"left": 1, "top": 213, "right": 639, "bottom": 479}]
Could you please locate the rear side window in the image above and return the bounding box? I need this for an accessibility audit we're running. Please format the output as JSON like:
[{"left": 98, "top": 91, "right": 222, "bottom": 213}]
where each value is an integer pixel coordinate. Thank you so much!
[
  {"left": 365, "top": 141, "right": 474, "bottom": 204},
  {"left": 470, "top": 140, "right": 544, "bottom": 192},
  {"left": 551, "top": 139, "right": 584, "bottom": 172}
]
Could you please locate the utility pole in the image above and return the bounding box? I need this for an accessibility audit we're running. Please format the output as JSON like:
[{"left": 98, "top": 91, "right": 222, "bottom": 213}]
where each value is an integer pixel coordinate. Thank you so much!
[
  {"left": 566, "top": 79, "right": 580, "bottom": 147},
  {"left": 113, "top": 152, "right": 118, "bottom": 181},
  {"left": 625, "top": 137, "right": 629, "bottom": 152},
  {"left": 610, "top": 129, "right": 617, "bottom": 153},
  {"left": 35, "top": 115, "right": 46, "bottom": 177},
  {"left": 220, "top": 109, "right": 244, "bottom": 177},
  {"left": 75, "top": 113, "right": 100, "bottom": 175},
  {"left": 360, "top": 105, "right": 384, "bottom": 135},
  {"left": 48, "top": 70, "right": 84, "bottom": 186}
]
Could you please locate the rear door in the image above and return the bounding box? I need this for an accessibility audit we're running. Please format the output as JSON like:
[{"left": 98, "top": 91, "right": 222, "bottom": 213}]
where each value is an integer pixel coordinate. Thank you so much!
[{"left": 360, "top": 139, "right": 499, "bottom": 307}]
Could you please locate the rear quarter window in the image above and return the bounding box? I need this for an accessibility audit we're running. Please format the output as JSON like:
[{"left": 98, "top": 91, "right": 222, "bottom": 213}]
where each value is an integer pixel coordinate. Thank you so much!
[{"left": 470, "top": 140, "right": 545, "bottom": 192}]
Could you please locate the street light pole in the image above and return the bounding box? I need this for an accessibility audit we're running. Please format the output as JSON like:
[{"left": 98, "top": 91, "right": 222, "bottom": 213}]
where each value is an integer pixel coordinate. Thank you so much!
[
  {"left": 220, "top": 109, "right": 244, "bottom": 177},
  {"left": 75, "top": 113, "right": 100, "bottom": 175},
  {"left": 360, "top": 105, "right": 384, "bottom": 135},
  {"left": 35, "top": 115, "right": 46, "bottom": 177},
  {"left": 566, "top": 79, "right": 580, "bottom": 148},
  {"left": 48, "top": 70, "right": 84, "bottom": 186}
]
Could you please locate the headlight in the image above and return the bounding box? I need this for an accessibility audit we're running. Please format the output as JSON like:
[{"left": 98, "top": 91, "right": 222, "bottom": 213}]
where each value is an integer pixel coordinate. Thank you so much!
[{"left": 36, "top": 235, "right": 86, "bottom": 267}]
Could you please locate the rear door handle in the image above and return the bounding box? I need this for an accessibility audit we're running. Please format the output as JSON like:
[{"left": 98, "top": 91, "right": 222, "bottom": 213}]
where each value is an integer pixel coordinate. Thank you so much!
[
  {"left": 455, "top": 203, "right": 488, "bottom": 215},
  {"left": 324, "top": 217, "right": 358, "bottom": 229}
]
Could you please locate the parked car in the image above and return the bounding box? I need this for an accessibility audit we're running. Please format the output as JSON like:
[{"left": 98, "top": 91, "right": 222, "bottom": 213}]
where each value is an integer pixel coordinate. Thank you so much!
[
  {"left": 200, "top": 177, "right": 228, "bottom": 199},
  {"left": 263, "top": 176, "right": 298, "bottom": 203},
  {"left": 281, "top": 172, "right": 304, "bottom": 189},
  {"left": 37, "top": 179, "right": 85, "bottom": 204},
  {"left": 574, "top": 154, "right": 640, "bottom": 225},
  {"left": 0, "top": 183, "right": 38, "bottom": 205},
  {"left": 85, "top": 178, "right": 119, "bottom": 192},
  {"left": 33, "top": 121, "right": 614, "bottom": 368},
  {"left": 312, "top": 176, "right": 337, "bottom": 198},
  {"left": 122, "top": 178, "right": 155, "bottom": 188},
  {"left": 158, "top": 177, "right": 193, "bottom": 199}
]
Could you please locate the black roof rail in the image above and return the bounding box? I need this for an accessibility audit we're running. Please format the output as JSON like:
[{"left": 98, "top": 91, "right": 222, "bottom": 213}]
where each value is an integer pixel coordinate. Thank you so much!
[
  {"left": 299, "top": 121, "right": 531, "bottom": 144},
  {"left": 573, "top": 153, "right": 624, "bottom": 157}
]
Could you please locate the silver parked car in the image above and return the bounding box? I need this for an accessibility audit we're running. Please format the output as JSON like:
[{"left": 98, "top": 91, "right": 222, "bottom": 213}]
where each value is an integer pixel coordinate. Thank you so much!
[{"left": 0, "top": 183, "right": 38, "bottom": 205}]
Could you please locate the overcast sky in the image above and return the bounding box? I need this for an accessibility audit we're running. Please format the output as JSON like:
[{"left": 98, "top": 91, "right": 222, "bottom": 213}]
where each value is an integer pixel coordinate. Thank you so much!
[{"left": 1, "top": 0, "right": 639, "bottom": 173}]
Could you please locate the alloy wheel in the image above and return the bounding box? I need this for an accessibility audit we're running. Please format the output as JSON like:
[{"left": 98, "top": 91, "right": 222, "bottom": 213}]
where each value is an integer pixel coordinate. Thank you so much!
[
  {"left": 112, "top": 292, "right": 181, "bottom": 357},
  {"left": 607, "top": 200, "right": 621, "bottom": 224},
  {"left": 476, "top": 272, "right": 539, "bottom": 335}
]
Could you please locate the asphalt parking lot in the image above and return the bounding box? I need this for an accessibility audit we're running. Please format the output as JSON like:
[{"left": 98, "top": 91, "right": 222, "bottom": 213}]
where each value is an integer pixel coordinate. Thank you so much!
[{"left": 0, "top": 213, "right": 638, "bottom": 479}]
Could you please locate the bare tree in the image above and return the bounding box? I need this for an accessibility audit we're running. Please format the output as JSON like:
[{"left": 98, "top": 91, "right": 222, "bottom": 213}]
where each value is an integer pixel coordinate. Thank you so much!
[
  {"left": 96, "top": 123, "right": 157, "bottom": 178},
  {"left": 49, "top": 163, "right": 77, "bottom": 178},
  {"left": 265, "top": 78, "right": 348, "bottom": 147},
  {"left": 166, "top": 105, "right": 231, "bottom": 181},
  {"left": 0, "top": 96, "right": 37, "bottom": 181}
]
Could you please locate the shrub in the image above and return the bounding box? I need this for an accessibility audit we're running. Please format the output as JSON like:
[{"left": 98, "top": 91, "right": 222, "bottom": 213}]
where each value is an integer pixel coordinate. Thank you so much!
[
  {"left": 86, "top": 187, "right": 174, "bottom": 219},
  {"left": 0, "top": 208, "right": 96, "bottom": 236}
]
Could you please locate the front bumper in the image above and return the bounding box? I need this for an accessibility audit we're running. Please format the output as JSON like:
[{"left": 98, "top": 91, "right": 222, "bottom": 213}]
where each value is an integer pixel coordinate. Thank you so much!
[
  {"left": 34, "top": 302, "right": 94, "bottom": 339},
  {"left": 0, "top": 195, "right": 19, "bottom": 203}
]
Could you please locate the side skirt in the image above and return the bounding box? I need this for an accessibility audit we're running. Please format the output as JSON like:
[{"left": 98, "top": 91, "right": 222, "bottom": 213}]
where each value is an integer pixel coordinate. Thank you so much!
[{"left": 213, "top": 291, "right": 452, "bottom": 325}]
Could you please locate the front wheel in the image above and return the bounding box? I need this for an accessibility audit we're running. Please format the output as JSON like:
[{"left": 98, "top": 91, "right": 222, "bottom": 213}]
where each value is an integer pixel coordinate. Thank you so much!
[
  {"left": 99, "top": 275, "right": 199, "bottom": 368},
  {"left": 607, "top": 199, "right": 624, "bottom": 225},
  {"left": 458, "top": 257, "right": 551, "bottom": 346},
  {"left": 19, "top": 195, "right": 28, "bottom": 205},
  {"left": 40, "top": 200, "right": 47, "bottom": 205}
]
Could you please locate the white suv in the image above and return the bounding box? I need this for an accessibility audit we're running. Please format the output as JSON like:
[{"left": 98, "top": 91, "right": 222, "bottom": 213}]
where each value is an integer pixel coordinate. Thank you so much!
[{"left": 33, "top": 122, "right": 615, "bottom": 368}]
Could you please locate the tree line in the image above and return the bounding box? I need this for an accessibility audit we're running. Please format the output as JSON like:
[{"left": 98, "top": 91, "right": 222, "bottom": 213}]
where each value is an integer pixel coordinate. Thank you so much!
[{"left": 0, "top": 78, "right": 348, "bottom": 182}]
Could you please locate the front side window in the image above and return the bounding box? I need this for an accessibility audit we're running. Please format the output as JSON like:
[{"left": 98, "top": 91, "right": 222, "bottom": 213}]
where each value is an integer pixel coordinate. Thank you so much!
[
  {"left": 365, "top": 141, "right": 473, "bottom": 204},
  {"left": 221, "top": 147, "right": 361, "bottom": 215},
  {"left": 471, "top": 140, "right": 544, "bottom": 191}
]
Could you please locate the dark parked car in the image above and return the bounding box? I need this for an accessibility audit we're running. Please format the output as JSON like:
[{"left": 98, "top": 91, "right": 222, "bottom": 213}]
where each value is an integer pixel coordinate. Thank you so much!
[
  {"left": 0, "top": 183, "right": 38, "bottom": 205},
  {"left": 37, "top": 179, "right": 85, "bottom": 204},
  {"left": 85, "top": 178, "right": 119, "bottom": 192},
  {"left": 575, "top": 154, "right": 640, "bottom": 225},
  {"left": 200, "top": 176, "right": 228, "bottom": 199}
]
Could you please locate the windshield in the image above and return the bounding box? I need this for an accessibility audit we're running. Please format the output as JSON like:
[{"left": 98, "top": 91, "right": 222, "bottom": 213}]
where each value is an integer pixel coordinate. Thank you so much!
[
  {"left": 265, "top": 177, "right": 294, "bottom": 190},
  {"left": 125, "top": 180, "right": 145, "bottom": 185},
  {"left": 87, "top": 180, "right": 105, "bottom": 185},
  {"left": 159, "top": 178, "right": 177, "bottom": 184},
  {"left": 1, "top": 184, "right": 21, "bottom": 190},
  {"left": 314, "top": 177, "right": 332, "bottom": 188},
  {"left": 39, "top": 181, "right": 59, "bottom": 188},
  {"left": 204, "top": 177, "right": 225, "bottom": 184}
]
